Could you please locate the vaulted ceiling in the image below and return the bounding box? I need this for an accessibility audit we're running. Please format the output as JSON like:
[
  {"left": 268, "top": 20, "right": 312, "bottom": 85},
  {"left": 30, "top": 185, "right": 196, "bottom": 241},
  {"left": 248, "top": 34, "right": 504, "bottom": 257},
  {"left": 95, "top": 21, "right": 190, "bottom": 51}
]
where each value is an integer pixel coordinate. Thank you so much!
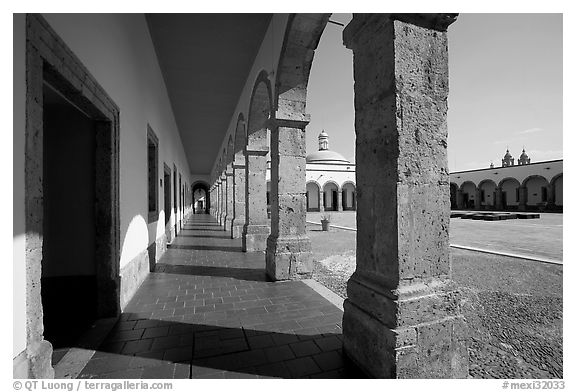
[{"left": 146, "top": 14, "right": 272, "bottom": 174}]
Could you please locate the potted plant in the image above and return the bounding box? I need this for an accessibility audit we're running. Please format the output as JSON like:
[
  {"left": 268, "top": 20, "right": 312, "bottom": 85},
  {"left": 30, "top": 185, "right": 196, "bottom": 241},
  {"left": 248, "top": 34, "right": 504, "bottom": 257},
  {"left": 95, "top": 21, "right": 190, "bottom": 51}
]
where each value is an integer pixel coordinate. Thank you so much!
[{"left": 321, "top": 213, "right": 331, "bottom": 231}]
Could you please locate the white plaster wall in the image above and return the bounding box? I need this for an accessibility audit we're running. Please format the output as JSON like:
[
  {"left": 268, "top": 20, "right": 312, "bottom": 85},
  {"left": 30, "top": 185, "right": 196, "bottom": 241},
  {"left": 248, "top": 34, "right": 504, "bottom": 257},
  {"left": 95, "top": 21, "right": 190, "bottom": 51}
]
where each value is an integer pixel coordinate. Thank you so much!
[
  {"left": 450, "top": 160, "right": 562, "bottom": 189},
  {"left": 13, "top": 14, "right": 196, "bottom": 358},
  {"left": 525, "top": 176, "right": 548, "bottom": 205},
  {"left": 40, "top": 14, "right": 193, "bottom": 269},
  {"left": 13, "top": 13, "right": 27, "bottom": 359}
]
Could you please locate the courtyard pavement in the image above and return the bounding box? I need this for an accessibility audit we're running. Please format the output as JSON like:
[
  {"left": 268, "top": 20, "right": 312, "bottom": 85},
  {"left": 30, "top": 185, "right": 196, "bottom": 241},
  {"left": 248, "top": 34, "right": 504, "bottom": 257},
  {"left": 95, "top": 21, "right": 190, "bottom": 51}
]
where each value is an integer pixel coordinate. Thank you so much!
[
  {"left": 307, "top": 211, "right": 563, "bottom": 262},
  {"left": 71, "top": 215, "right": 364, "bottom": 379}
]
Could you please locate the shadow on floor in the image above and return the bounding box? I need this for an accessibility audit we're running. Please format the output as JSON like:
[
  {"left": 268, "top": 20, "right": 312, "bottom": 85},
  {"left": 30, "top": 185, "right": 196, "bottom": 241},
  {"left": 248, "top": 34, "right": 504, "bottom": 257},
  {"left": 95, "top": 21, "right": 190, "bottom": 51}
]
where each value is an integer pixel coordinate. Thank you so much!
[
  {"left": 177, "top": 234, "right": 232, "bottom": 239},
  {"left": 78, "top": 315, "right": 365, "bottom": 379},
  {"left": 155, "top": 264, "right": 269, "bottom": 282},
  {"left": 167, "top": 244, "right": 244, "bottom": 253}
]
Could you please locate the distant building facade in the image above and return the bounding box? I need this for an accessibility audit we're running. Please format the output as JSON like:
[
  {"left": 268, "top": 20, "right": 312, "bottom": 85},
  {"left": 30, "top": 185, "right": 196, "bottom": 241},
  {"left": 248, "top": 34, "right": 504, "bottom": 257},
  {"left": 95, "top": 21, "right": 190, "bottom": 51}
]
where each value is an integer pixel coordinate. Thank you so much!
[
  {"left": 268, "top": 133, "right": 563, "bottom": 213},
  {"left": 450, "top": 149, "right": 562, "bottom": 212}
]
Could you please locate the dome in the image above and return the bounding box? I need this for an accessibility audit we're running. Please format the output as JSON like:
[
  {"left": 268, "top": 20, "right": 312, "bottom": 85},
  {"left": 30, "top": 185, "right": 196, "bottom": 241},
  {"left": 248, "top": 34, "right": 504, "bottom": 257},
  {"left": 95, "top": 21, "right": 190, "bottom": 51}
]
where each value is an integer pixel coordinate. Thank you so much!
[
  {"left": 520, "top": 149, "right": 528, "bottom": 159},
  {"left": 306, "top": 149, "right": 351, "bottom": 164},
  {"left": 307, "top": 130, "right": 351, "bottom": 164},
  {"left": 504, "top": 149, "right": 512, "bottom": 159}
]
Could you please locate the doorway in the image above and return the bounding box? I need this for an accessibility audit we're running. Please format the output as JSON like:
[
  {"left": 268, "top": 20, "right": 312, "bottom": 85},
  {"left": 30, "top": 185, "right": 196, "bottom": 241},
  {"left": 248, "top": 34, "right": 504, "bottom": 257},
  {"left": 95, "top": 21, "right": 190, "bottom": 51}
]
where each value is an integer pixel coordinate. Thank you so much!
[
  {"left": 41, "top": 83, "right": 99, "bottom": 348},
  {"left": 164, "top": 165, "right": 172, "bottom": 242}
]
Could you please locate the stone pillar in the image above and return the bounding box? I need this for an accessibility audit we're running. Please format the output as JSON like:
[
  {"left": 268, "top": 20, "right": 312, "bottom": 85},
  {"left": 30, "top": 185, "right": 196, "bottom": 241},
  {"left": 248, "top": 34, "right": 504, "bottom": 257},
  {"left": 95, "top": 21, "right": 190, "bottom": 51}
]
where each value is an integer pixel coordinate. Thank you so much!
[
  {"left": 225, "top": 167, "right": 234, "bottom": 231},
  {"left": 219, "top": 174, "right": 227, "bottom": 226},
  {"left": 231, "top": 162, "right": 246, "bottom": 239},
  {"left": 216, "top": 179, "right": 222, "bottom": 223},
  {"left": 518, "top": 185, "right": 527, "bottom": 211},
  {"left": 319, "top": 191, "right": 325, "bottom": 212},
  {"left": 266, "top": 116, "right": 313, "bottom": 280},
  {"left": 495, "top": 187, "right": 503, "bottom": 210},
  {"left": 342, "top": 13, "right": 467, "bottom": 378},
  {"left": 243, "top": 149, "right": 270, "bottom": 252},
  {"left": 337, "top": 190, "right": 343, "bottom": 211}
]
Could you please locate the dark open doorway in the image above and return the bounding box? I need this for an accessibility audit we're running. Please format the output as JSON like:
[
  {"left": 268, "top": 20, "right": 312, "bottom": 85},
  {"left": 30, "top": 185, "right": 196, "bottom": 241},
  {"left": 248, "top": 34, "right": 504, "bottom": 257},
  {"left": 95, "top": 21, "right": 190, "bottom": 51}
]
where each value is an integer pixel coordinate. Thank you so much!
[
  {"left": 164, "top": 164, "right": 172, "bottom": 242},
  {"left": 41, "top": 82, "right": 98, "bottom": 348}
]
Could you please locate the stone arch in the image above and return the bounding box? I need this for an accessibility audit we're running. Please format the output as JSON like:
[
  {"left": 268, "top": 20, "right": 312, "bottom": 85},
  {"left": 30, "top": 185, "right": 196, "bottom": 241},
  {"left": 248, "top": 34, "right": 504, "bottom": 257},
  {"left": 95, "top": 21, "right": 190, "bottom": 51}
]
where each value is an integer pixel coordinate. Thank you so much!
[
  {"left": 478, "top": 179, "right": 497, "bottom": 208},
  {"left": 192, "top": 181, "right": 210, "bottom": 214},
  {"left": 341, "top": 181, "right": 357, "bottom": 211},
  {"left": 226, "top": 135, "right": 234, "bottom": 167},
  {"left": 522, "top": 175, "right": 550, "bottom": 207},
  {"left": 247, "top": 70, "right": 273, "bottom": 150},
  {"left": 550, "top": 173, "right": 563, "bottom": 207},
  {"left": 460, "top": 181, "right": 477, "bottom": 209},
  {"left": 449, "top": 183, "right": 458, "bottom": 209},
  {"left": 275, "top": 14, "right": 331, "bottom": 119},
  {"left": 322, "top": 181, "right": 340, "bottom": 211},
  {"left": 234, "top": 113, "right": 246, "bottom": 163},
  {"left": 498, "top": 177, "right": 520, "bottom": 189},
  {"left": 306, "top": 181, "right": 321, "bottom": 212},
  {"left": 498, "top": 177, "right": 521, "bottom": 210}
]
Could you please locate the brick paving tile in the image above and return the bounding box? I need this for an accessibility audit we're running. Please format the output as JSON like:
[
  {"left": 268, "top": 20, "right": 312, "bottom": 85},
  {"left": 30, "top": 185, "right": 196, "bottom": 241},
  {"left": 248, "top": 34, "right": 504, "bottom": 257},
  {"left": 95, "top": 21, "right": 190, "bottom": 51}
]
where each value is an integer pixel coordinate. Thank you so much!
[
  {"left": 284, "top": 357, "right": 322, "bottom": 378},
  {"left": 289, "top": 340, "right": 322, "bottom": 357},
  {"left": 72, "top": 215, "right": 364, "bottom": 379},
  {"left": 314, "top": 335, "right": 342, "bottom": 352},
  {"left": 122, "top": 339, "right": 153, "bottom": 354},
  {"left": 264, "top": 345, "right": 295, "bottom": 363},
  {"left": 312, "top": 350, "right": 345, "bottom": 371}
]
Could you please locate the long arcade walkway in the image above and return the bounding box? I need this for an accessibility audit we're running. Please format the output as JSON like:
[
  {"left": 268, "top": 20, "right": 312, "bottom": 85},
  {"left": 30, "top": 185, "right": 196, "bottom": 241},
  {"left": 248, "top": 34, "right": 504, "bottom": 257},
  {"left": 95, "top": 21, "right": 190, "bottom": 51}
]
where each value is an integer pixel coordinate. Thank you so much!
[{"left": 76, "top": 215, "right": 363, "bottom": 379}]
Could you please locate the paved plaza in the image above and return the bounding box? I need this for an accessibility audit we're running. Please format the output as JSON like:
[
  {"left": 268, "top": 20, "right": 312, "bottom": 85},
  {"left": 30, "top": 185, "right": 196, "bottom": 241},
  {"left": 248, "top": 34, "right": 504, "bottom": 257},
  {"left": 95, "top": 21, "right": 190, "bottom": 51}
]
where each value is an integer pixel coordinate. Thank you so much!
[
  {"left": 307, "top": 211, "right": 563, "bottom": 262},
  {"left": 56, "top": 215, "right": 363, "bottom": 379}
]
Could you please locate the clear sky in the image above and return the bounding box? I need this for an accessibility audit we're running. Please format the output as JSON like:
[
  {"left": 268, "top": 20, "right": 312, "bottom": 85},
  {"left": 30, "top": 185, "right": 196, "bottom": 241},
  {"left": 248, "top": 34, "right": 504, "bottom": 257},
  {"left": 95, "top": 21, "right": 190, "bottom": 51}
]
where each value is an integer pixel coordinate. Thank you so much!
[{"left": 306, "top": 13, "right": 563, "bottom": 172}]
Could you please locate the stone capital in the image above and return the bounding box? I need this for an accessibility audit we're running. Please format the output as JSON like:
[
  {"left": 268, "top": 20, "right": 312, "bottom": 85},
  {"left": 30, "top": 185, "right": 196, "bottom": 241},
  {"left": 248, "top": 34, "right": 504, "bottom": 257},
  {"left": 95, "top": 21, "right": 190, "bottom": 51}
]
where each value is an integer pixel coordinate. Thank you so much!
[
  {"left": 343, "top": 13, "right": 458, "bottom": 49},
  {"left": 271, "top": 112, "right": 311, "bottom": 130},
  {"left": 245, "top": 149, "right": 269, "bottom": 156}
]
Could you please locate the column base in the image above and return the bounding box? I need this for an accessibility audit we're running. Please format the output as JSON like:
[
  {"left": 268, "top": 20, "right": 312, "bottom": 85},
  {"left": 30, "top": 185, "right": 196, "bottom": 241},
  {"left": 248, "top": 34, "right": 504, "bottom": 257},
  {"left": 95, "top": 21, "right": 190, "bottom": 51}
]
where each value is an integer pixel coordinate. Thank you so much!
[
  {"left": 242, "top": 223, "right": 270, "bottom": 252},
  {"left": 13, "top": 339, "right": 55, "bottom": 378},
  {"left": 231, "top": 219, "right": 245, "bottom": 239},
  {"left": 342, "top": 275, "right": 469, "bottom": 378},
  {"left": 224, "top": 216, "right": 233, "bottom": 232},
  {"left": 265, "top": 235, "right": 313, "bottom": 281}
]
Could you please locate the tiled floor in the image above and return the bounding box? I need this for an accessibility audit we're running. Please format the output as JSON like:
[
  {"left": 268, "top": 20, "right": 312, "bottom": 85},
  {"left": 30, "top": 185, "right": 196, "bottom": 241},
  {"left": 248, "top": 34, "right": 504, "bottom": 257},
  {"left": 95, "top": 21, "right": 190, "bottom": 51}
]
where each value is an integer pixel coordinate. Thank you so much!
[{"left": 76, "top": 215, "right": 364, "bottom": 379}]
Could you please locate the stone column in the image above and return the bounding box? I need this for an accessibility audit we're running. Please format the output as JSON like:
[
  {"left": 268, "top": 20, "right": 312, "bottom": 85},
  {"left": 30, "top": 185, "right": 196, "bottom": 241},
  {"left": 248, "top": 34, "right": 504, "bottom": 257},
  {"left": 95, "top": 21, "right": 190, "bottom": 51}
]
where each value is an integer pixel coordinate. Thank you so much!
[
  {"left": 495, "top": 187, "right": 503, "bottom": 210},
  {"left": 216, "top": 179, "right": 222, "bottom": 223},
  {"left": 243, "top": 149, "right": 270, "bottom": 252},
  {"left": 319, "top": 191, "right": 325, "bottom": 212},
  {"left": 342, "top": 13, "right": 467, "bottom": 378},
  {"left": 266, "top": 116, "right": 313, "bottom": 280},
  {"left": 219, "top": 174, "right": 227, "bottom": 226},
  {"left": 337, "top": 190, "right": 343, "bottom": 211},
  {"left": 231, "top": 162, "right": 246, "bottom": 239},
  {"left": 225, "top": 167, "right": 234, "bottom": 231},
  {"left": 518, "top": 185, "right": 527, "bottom": 211}
]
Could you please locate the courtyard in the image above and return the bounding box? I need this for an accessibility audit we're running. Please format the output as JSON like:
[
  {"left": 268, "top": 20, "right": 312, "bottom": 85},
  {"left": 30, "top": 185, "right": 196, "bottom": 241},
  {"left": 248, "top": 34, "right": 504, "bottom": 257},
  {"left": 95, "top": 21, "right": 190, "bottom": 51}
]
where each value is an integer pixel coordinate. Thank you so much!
[{"left": 307, "top": 211, "right": 563, "bottom": 378}]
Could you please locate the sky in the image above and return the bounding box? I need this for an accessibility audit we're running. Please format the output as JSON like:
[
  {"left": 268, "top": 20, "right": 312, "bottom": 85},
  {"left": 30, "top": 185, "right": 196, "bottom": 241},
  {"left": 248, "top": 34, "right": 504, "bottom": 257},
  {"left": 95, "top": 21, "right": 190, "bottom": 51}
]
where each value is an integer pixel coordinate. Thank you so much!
[{"left": 306, "top": 13, "right": 563, "bottom": 172}]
